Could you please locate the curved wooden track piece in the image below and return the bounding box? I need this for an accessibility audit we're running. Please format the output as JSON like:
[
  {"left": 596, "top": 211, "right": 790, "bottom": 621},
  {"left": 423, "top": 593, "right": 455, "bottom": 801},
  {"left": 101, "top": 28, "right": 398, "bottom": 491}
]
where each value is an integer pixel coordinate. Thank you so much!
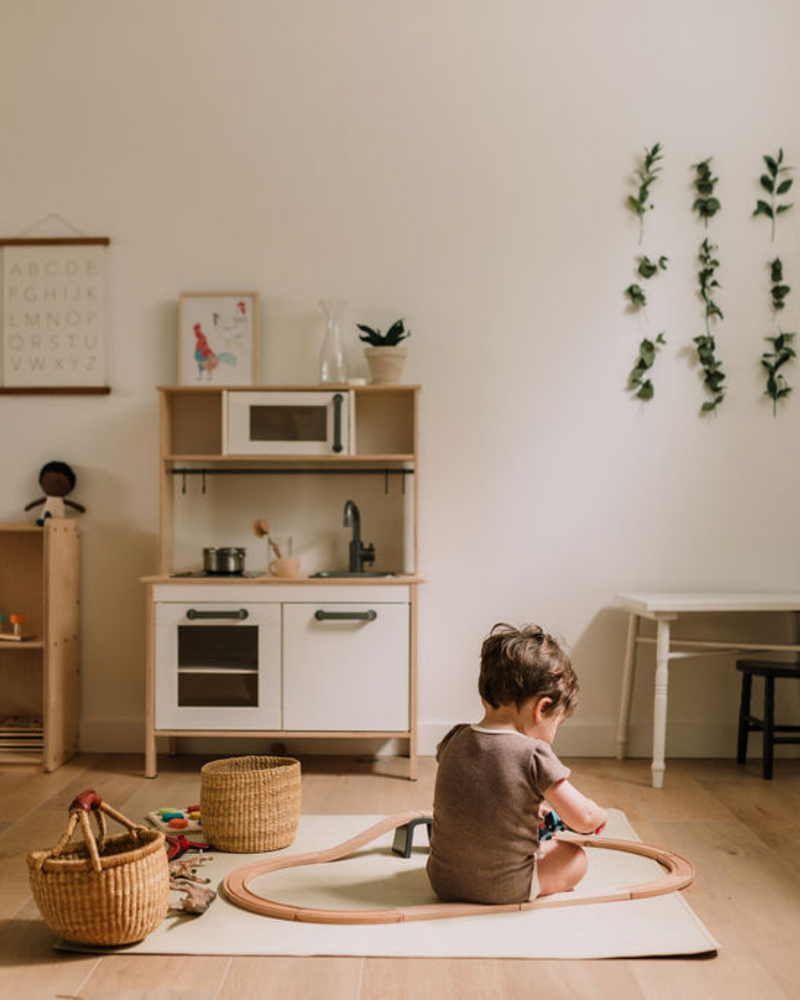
[{"left": 222, "top": 810, "right": 695, "bottom": 924}]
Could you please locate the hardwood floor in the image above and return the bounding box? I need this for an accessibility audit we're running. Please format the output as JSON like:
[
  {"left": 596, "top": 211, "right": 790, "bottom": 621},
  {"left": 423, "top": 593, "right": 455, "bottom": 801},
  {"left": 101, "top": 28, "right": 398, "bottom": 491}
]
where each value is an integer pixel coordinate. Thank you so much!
[{"left": 2, "top": 753, "right": 799, "bottom": 999}]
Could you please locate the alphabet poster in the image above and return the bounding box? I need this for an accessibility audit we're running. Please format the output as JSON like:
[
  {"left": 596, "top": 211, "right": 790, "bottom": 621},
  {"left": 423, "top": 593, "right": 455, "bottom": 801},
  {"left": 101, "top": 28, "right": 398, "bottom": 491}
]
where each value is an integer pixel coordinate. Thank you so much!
[{"left": 1, "top": 240, "right": 108, "bottom": 389}]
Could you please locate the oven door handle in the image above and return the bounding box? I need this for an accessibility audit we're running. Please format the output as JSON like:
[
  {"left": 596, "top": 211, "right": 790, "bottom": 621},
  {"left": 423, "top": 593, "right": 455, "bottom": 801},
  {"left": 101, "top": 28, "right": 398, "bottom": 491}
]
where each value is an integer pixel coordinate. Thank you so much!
[
  {"left": 314, "top": 609, "right": 377, "bottom": 622},
  {"left": 186, "top": 608, "right": 249, "bottom": 621},
  {"left": 332, "top": 393, "right": 344, "bottom": 454}
]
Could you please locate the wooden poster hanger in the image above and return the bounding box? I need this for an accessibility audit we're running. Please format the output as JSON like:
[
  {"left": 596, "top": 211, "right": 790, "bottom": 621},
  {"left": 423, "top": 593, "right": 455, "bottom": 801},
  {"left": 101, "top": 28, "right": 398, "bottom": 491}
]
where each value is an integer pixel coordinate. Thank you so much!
[
  {"left": 0, "top": 216, "right": 111, "bottom": 394},
  {"left": 0, "top": 213, "right": 109, "bottom": 247},
  {"left": 222, "top": 811, "right": 695, "bottom": 925}
]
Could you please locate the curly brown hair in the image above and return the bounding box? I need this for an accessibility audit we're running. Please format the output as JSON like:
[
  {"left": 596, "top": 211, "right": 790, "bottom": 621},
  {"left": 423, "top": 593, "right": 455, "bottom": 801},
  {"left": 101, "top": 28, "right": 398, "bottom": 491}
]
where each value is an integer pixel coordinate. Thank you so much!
[{"left": 478, "top": 623, "right": 578, "bottom": 716}]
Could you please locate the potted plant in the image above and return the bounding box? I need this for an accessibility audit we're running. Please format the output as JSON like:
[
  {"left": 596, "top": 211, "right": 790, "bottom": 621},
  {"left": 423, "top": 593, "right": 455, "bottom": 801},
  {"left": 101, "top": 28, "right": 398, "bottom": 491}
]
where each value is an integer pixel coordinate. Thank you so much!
[{"left": 356, "top": 319, "right": 410, "bottom": 384}]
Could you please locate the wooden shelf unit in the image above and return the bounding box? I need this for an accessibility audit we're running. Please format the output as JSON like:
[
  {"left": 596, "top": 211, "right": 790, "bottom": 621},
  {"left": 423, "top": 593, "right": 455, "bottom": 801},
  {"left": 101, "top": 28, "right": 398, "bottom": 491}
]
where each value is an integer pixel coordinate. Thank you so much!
[
  {"left": 146, "top": 385, "right": 422, "bottom": 778},
  {"left": 157, "top": 385, "right": 420, "bottom": 575},
  {"left": 0, "top": 521, "right": 80, "bottom": 770}
]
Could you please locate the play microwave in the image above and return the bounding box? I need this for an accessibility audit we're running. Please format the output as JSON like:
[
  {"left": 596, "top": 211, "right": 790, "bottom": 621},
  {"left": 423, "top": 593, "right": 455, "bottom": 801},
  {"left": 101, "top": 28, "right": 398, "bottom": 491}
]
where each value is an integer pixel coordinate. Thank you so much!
[{"left": 224, "top": 389, "right": 354, "bottom": 456}]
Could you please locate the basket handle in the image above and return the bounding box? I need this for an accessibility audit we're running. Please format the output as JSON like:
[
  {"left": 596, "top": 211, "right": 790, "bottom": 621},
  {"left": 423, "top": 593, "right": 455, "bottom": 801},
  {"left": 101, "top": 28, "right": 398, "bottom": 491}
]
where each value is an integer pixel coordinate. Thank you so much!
[{"left": 46, "top": 790, "right": 154, "bottom": 874}]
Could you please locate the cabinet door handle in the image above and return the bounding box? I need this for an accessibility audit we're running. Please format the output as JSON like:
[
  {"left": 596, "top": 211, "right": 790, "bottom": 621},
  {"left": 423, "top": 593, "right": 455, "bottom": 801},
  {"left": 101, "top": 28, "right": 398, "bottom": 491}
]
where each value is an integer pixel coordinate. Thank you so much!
[
  {"left": 332, "top": 393, "right": 344, "bottom": 454},
  {"left": 314, "top": 609, "right": 377, "bottom": 622},
  {"left": 186, "top": 608, "right": 249, "bottom": 621}
]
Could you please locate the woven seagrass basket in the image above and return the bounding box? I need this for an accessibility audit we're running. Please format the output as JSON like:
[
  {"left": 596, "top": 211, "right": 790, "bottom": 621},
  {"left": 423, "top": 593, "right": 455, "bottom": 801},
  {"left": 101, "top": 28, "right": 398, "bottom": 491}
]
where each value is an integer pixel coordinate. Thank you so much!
[
  {"left": 27, "top": 790, "right": 169, "bottom": 946},
  {"left": 200, "top": 754, "right": 301, "bottom": 852}
]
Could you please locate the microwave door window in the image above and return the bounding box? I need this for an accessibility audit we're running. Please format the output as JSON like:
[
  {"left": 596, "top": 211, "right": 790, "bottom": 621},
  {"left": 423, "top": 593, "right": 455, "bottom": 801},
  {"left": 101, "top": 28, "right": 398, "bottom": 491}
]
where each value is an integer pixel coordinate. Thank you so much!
[
  {"left": 249, "top": 405, "right": 327, "bottom": 443},
  {"left": 177, "top": 625, "right": 259, "bottom": 708}
]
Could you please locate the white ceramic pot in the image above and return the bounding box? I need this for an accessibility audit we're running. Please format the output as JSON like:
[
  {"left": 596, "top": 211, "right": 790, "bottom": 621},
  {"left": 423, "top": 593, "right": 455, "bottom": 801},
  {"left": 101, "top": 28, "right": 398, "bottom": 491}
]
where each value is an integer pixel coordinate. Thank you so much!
[{"left": 364, "top": 346, "right": 408, "bottom": 384}]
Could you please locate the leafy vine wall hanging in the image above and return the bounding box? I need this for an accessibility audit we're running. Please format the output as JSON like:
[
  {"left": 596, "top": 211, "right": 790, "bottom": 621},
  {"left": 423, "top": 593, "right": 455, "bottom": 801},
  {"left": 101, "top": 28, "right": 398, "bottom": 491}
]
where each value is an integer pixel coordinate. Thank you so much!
[
  {"left": 625, "top": 143, "right": 668, "bottom": 401},
  {"left": 754, "top": 149, "right": 795, "bottom": 414},
  {"left": 691, "top": 158, "right": 726, "bottom": 414}
]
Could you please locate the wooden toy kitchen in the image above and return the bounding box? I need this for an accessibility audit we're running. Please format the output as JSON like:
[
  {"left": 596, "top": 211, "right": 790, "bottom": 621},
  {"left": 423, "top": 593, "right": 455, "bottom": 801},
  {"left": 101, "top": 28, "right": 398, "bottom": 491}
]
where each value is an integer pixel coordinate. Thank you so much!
[{"left": 142, "top": 384, "right": 423, "bottom": 779}]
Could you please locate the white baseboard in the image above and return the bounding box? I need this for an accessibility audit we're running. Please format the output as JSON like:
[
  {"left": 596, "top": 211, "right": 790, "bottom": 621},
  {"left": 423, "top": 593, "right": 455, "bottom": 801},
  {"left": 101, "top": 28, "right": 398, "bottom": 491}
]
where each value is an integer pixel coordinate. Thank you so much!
[
  {"left": 81, "top": 717, "right": 800, "bottom": 760},
  {"left": 417, "top": 720, "right": 800, "bottom": 759}
]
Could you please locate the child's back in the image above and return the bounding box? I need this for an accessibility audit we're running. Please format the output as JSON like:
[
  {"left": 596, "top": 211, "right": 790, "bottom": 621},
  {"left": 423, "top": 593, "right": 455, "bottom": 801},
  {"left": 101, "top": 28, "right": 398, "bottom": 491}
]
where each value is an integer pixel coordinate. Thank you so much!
[
  {"left": 426, "top": 623, "right": 607, "bottom": 905},
  {"left": 427, "top": 723, "right": 570, "bottom": 904}
]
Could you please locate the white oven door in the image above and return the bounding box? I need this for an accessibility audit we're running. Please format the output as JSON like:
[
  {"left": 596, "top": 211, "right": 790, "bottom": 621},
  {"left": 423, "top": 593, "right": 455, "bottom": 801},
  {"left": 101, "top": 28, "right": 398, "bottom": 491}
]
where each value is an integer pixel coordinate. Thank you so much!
[
  {"left": 224, "top": 390, "right": 351, "bottom": 455},
  {"left": 155, "top": 602, "right": 281, "bottom": 729}
]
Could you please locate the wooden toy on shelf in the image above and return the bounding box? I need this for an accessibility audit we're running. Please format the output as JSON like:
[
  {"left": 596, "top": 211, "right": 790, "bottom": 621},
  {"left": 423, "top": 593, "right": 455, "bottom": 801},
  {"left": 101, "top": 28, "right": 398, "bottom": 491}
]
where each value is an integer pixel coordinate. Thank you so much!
[{"left": 0, "top": 613, "right": 35, "bottom": 642}]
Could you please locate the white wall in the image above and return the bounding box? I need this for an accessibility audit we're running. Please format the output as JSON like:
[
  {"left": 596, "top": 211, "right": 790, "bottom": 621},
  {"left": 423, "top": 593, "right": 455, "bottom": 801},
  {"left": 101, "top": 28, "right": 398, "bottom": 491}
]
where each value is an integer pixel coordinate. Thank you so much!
[{"left": 2, "top": 0, "right": 799, "bottom": 758}]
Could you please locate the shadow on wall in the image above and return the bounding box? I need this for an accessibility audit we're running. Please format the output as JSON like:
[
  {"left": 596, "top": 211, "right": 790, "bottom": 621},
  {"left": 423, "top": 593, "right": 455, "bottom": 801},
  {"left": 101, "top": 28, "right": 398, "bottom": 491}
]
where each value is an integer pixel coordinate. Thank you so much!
[{"left": 77, "top": 465, "right": 157, "bottom": 726}]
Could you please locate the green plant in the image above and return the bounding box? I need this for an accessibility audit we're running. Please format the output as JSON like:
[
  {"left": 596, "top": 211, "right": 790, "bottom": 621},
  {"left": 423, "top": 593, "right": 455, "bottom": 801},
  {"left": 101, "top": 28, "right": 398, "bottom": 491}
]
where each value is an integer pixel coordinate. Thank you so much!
[
  {"left": 692, "top": 158, "right": 721, "bottom": 226},
  {"left": 626, "top": 257, "right": 667, "bottom": 309},
  {"left": 627, "top": 142, "right": 664, "bottom": 245},
  {"left": 625, "top": 284, "right": 647, "bottom": 309},
  {"left": 692, "top": 238, "right": 726, "bottom": 413},
  {"left": 628, "top": 333, "right": 666, "bottom": 401},
  {"left": 356, "top": 319, "right": 411, "bottom": 347},
  {"left": 762, "top": 332, "right": 796, "bottom": 415},
  {"left": 637, "top": 255, "right": 668, "bottom": 279},
  {"left": 770, "top": 257, "right": 790, "bottom": 311},
  {"left": 761, "top": 256, "right": 795, "bottom": 415},
  {"left": 753, "top": 148, "right": 793, "bottom": 242}
]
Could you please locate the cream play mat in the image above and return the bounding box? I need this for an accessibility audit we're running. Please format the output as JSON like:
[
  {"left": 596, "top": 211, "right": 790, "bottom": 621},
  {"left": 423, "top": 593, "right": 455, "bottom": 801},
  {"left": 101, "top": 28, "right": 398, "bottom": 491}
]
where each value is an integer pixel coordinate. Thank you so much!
[{"left": 56, "top": 810, "right": 718, "bottom": 959}]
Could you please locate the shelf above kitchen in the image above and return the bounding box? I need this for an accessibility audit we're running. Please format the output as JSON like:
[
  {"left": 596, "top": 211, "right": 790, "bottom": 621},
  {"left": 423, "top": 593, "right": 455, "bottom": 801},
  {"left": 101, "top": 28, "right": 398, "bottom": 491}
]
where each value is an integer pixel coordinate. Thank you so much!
[{"left": 160, "top": 384, "right": 419, "bottom": 459}]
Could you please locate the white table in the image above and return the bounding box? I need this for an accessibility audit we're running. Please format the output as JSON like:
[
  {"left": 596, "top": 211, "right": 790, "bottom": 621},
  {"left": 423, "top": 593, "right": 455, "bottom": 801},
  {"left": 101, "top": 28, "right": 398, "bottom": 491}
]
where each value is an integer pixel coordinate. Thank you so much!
[{"left": 614, "top": 592, "right": 800, "bottom": 788}]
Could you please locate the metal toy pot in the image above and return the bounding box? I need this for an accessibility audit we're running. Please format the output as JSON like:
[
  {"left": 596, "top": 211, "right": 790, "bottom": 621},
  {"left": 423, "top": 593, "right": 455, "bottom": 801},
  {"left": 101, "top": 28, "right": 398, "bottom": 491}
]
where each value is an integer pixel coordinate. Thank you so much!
[{"left": 202, "top": 547, "right": 246, "bottom": 575}]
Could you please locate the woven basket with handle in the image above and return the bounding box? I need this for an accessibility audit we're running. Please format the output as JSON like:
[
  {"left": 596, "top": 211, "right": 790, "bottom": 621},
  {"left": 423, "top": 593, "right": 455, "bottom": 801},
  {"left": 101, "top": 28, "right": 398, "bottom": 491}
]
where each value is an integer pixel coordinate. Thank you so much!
[
  {"left": 201, "top": 754, "right": 301, "bottom": 852},
  {"left": 27, "top": 790, "right": 169, "bottom": 946}
]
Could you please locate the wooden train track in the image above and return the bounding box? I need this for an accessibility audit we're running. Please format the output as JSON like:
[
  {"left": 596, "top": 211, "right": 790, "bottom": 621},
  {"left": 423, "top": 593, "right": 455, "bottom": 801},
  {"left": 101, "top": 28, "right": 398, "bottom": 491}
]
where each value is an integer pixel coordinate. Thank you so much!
[{"left": 222, "top": 810, "right": 695, "bottom": 925}]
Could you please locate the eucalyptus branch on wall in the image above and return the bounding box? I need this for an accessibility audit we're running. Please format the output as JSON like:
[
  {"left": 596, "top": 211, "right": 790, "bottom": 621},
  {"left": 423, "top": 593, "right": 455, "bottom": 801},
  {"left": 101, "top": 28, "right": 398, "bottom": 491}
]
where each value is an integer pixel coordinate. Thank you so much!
[
  {"left": 754, "top": 150, "right": 794, "bottom": 414},
  {"left": 753, "top": 148, "right": 793, "bottom": 242},
  {"left": 628, "top": 333, "right": 666, "bottom": 400},
  {"left": 692, "top": 240, "right": 726, "bottom": 412},
  {"left": 762, "top": 257, "right": 796, "bottom": 415},
  {"left": 690, "top": 159, "right": 726, "bottom": 413},
  {"left": 627, "top": 142, "right": 663, "bottom": 246},
  {"left": 624, "top": 143, "right": 668, "bottom": 401},
  {"left": 692, "top": 158, "right": 721, "bottom": 227}
]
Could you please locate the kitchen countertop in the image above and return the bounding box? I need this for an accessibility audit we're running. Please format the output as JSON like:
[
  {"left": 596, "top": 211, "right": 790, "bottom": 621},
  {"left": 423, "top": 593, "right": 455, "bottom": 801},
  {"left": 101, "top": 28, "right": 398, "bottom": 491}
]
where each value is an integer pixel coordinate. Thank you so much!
[{"left": 140, "top": 573, "right": 425, "bottom": 584}]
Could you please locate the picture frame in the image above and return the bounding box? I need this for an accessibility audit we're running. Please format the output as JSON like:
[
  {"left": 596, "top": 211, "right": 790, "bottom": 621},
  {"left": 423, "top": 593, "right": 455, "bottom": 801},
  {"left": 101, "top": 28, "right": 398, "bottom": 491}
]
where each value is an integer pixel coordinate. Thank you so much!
[
  {"left": 1, "top": 237, "right": 111, "bottom": 394},
  {"left": 178, "top": 291, "right": 260, "bottom": 386}
]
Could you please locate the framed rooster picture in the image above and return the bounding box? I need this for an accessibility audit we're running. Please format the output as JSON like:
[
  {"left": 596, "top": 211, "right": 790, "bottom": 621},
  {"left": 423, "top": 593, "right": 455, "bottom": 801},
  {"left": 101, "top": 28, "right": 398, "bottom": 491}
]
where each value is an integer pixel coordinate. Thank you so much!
[{"left": 178, "top": 291, "right": 260, "bottom": 386}]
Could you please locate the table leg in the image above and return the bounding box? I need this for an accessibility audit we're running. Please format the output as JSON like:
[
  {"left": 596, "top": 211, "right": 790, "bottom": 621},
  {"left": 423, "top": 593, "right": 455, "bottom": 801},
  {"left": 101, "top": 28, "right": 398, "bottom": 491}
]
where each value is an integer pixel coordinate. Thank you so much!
[
  {"left": 651, "top": 618, "right": 671, "bottom": 789},
  {"left": 616, "top": 613, "right": 639, "bottom": 759},
  {"left": 145, "top": 728, "right": 158, "bottom": 779}
]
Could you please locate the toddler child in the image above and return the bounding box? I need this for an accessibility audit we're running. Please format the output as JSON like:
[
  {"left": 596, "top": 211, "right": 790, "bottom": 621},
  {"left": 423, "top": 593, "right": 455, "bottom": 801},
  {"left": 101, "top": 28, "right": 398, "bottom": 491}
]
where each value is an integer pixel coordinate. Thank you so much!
[{"left": 427, "top": 623, "right": 607, "bottom": 904}]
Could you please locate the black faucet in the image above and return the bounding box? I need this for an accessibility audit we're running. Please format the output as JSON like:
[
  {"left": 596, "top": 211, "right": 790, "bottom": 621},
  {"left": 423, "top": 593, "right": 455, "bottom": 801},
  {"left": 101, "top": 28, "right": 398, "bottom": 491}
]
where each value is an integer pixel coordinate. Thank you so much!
[{"left": 343, "top": 499, "right": 375, "bottom": 573}]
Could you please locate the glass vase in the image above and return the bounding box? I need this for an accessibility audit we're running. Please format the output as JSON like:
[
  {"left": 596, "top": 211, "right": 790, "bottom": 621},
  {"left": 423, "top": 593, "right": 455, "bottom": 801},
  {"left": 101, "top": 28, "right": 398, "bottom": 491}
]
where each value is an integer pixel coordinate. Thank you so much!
[{"left": 318, "top": 299, "right": 349, "bottom": 384}]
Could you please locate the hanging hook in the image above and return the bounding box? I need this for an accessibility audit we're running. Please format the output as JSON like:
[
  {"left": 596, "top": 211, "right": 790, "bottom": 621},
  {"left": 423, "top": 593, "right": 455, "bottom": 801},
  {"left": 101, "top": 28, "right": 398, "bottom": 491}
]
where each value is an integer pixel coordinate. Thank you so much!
[
  {"left": 385, "top": 470, "right": 389, "bottom": 495},
  {"left": 201, "top": 469, "right": 207, "bottom": 495},
  {"left": 181, "top": 470, "right": 187, "bottom": 495}
]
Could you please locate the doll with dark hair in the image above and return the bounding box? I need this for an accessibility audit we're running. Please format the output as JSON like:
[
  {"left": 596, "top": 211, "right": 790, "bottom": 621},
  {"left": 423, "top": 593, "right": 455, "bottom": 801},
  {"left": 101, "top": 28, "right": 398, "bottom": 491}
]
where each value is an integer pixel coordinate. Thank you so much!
[{"left": 24, "top": 461, "right": 86, "bottom": 526}]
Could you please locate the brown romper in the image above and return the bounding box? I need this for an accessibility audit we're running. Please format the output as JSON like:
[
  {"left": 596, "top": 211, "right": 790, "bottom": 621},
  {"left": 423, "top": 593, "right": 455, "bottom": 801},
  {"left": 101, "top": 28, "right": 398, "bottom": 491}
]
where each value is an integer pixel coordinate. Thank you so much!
[{"left": 427, "top": 724, "right": 571, "bottom": 904}]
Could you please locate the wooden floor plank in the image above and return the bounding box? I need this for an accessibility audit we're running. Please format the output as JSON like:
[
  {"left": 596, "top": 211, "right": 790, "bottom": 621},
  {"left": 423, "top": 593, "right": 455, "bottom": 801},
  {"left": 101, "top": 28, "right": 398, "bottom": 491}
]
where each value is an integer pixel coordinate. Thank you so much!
[
  {"left": 4, "top": 753, "right": 799, "bottom": 998},
  {"left": 79, "top": 954, "right": 231, "bottom": 998},
  {"left": 218, "top": 956, "right": 363, "bottom": 1000}
]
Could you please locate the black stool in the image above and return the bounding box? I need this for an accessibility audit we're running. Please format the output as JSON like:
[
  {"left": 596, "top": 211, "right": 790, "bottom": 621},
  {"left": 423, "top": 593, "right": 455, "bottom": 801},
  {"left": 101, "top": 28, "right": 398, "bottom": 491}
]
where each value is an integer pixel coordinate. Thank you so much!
[{"left": 736, "top": 659, "right": 800, "bottom": 779}]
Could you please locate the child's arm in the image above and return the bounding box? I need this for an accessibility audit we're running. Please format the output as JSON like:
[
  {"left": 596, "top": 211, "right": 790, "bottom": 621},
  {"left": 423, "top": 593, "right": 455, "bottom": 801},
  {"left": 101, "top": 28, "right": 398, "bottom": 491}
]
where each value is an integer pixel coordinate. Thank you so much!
[{"left": 544, "top": 779, "right": 607, "bottom": 835}]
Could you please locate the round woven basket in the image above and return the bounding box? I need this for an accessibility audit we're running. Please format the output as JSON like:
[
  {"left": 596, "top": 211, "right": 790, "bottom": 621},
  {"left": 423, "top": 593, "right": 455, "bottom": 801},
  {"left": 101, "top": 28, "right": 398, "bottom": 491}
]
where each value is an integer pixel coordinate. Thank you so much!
[
  {"left": 200, "top": 755, "right": 302, "bottom": 853},
  {"left": 27, "top": 792, "right": 169, "bottom": 946}
]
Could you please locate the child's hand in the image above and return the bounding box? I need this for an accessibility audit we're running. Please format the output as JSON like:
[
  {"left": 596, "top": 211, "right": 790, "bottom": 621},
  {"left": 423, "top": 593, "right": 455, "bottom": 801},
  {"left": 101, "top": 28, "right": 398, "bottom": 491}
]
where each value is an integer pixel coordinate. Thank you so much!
[
  {"left": 593, "top": 820, "right": 607, "bottom": 835},
  {"left": 538, "top": 803, "right": 551, "bottom": 819}
]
